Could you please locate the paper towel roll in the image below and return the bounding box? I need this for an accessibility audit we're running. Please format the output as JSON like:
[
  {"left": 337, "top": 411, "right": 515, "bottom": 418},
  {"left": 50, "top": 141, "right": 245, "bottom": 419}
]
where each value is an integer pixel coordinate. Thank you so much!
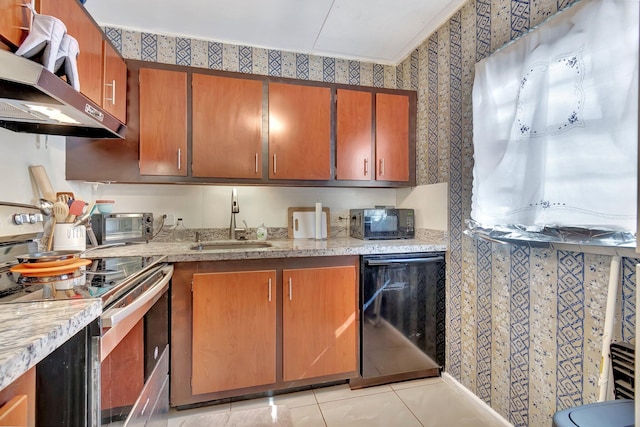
[{"left": 315, "top": 202, "right": 322, "bottom": 240}]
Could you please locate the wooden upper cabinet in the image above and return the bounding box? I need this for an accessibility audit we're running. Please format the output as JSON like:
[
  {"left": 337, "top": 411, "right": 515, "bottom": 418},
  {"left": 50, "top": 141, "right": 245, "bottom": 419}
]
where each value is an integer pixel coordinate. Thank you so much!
[
  {"left": 191, "top": 270, "right": 277, "bottom": 395},
  {"left": 268, "top": 82, "right": 331, "bottom": 180},
  {"left": 336, "top": 89, "right": 373, "bottom": 180},
  {"left": 39, "top": 0, "right": 104, "bottom": 105},
  {"left": 139, "top": 68, "right": 187, "bottom": 176},
  {"left": 375, "top": 93, "right": 410, "bottom": 182},
  {"left": 282, "top": 266, "right": 357, "bottom": 381},
  {"left": 0, "top": 0, "right": 30, "bottom": 50},
  {"left": 102, "top": 41, "right": 127, "bottom": 123},
  {"left": 192, "top": 74, "right": 263, "bottom": 178}
]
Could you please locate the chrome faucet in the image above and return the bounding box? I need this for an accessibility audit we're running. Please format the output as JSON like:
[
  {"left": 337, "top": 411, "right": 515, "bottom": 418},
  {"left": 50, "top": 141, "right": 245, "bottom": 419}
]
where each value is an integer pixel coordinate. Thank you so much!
[{"left": 229, "top": 188, "right": 247, "bottom": 240}]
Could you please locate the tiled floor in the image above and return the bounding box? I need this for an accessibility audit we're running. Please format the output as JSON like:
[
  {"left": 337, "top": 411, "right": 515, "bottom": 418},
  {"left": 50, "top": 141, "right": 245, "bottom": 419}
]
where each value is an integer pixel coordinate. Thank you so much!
[{"left": 168, "top": 377, "right": 507, "bottom": 427}]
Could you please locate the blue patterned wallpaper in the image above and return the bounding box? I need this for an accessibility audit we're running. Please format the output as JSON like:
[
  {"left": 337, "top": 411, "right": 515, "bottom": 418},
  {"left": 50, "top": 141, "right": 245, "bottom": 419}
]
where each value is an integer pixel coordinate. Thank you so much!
[
  {"left": 105, "top": 1, "right": 638, "bottom": 423},
  {"left": 104, "top": 26, "right": 414, "bottom": 90}
]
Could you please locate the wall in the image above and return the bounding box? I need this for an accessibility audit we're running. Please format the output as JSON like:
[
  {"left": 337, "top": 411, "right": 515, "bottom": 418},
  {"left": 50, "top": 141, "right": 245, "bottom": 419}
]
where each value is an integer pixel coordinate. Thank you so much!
[
  {"left": 3, "top": 2, "right": 636, "bottom": 424},
  {"left": 0, "top": 131, "right": 83, "bottom": 203},
  {"left": 416, "top": 0, "right": 639, "bottom": 426}
]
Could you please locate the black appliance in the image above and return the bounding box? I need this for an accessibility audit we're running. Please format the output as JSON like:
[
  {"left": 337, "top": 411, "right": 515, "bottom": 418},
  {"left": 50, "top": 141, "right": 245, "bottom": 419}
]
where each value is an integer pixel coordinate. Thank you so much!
[
  {"left": 349, "top": 208, "right": 415, "bottom": 240},
  {"left": 88, "top": 212, "right": 154, "bottom": 246},
  {"left": 351, "top": 252, "right": 445, "bottom": 388},
  {"left": 0, "top": 202, "right": 171, "bottom": 426}
]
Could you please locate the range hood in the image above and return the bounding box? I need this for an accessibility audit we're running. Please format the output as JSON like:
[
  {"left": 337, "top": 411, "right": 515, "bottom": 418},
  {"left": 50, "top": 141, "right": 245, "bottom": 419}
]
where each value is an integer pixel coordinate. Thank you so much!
[{"left": 0, "top": 49, "right": 125, "bottom": 139}]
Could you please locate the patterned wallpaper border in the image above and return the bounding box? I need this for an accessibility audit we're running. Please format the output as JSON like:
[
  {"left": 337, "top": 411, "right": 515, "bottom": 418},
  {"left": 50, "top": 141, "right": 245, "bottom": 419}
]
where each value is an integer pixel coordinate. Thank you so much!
[{"left": 103, "top": 26, "right": 420, "bottom": 91}]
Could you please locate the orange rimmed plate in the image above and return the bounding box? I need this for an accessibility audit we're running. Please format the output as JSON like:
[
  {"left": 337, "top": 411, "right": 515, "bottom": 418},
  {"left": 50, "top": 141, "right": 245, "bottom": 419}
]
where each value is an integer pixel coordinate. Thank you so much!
[{"left": 10, "top": 259, "right": 92, "bottom": 277}]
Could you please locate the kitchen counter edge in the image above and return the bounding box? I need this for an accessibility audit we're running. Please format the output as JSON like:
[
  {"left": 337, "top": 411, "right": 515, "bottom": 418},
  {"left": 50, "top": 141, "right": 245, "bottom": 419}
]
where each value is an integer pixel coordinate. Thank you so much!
[
  {"left": 0, "top": 299, "right": 101, "bottom": 391},
  {"left": 88, "top": 237, "right": 448, "bottom": 262}
]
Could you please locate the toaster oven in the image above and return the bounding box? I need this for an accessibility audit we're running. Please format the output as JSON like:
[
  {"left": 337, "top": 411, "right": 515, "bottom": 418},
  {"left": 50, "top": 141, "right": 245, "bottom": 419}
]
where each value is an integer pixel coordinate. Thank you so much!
[
  {"left": 88, "top": 213, "right": 154, "bottom": 245},
  {"left": 350, "top": 208, "right": 415, "bottom": 240}
]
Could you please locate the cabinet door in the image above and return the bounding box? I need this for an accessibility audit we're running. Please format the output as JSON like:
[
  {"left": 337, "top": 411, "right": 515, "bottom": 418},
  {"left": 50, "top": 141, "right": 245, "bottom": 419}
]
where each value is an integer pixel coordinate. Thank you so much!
[
  {"left": 0, "top": 367, "right": 34, "bottom": 427},
  {"left": 192, "top": 74, "right": 263, "bottom": 178},
  {"left": 282, "top": 266, "right": 357, "bottom": 381},
  {"left": 268, "top": 82, "right": 331, "bottom": 180},
  {"left": 336, "top": 89, "right": 373, "bottom": 180},
  {"left": 39, "top": 0, "right": 104, "bottom": 104},
  {"left": 192, "top": 270, "right": 277, "bottom": 395},
  {"left": 102, "top": 41, "right": 127, "bottom": 123},
  {"left": 0, "top": 0, "right": 30, "bottom": 49},
  {"left": 139, "top": 68, "right": 187, "bottom": 176},
  {"left": 0, "top": 395, "right": 27, "bottom": 427},
  {"left": 375, "top": 93, "right": 409, "bottom": 182},
  {"left": 101, "top": 320, "right": 144, "bottom": 419}
]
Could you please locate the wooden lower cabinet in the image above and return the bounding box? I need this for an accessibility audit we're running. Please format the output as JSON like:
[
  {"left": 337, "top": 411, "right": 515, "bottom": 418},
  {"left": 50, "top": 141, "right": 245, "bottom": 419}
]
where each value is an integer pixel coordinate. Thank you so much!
[
  {"left": 0, "top": 367, "right": 35, "bottom": 427},
  {"left": 191, "top": 270, "right": 277, "bottom": 395},
  {"left": 283, "top": 266, "right": 357, "bottom": 381},
  {"left": 171, "top": 257, "right": 359, "bottom": 407}
]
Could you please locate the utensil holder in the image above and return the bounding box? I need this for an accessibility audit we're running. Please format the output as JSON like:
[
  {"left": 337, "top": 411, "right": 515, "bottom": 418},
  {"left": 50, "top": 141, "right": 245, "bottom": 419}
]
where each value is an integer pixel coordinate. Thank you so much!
[{"left": 53, "top": 224, "right": 86, "bottom": 251}]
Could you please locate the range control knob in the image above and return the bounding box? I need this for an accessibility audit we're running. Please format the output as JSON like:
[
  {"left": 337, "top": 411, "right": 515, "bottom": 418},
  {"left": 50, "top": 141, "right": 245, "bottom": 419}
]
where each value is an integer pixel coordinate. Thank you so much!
[
  {"left": 29, "top": 213, "right": 44, "bottom": 224},
  {"left": 13, "top": 213, "right": 44, "bottom": 225},
  {"left": 13, "top": 213, "right": 29, "bottom": 225}
]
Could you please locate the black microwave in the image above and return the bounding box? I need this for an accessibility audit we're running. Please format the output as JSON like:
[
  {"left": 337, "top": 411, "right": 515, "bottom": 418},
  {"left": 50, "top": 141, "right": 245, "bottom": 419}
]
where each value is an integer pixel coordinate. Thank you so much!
[
  {"left": 88, "top": 213, "right": 154, "bottom": 245},
  {"left": 350, "top": 208, "right": 415, "bottom": 240}
]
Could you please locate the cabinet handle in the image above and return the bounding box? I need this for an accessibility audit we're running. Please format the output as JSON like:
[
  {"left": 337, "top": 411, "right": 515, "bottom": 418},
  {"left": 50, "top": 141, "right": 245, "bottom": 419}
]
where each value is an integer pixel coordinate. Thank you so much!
[
  {"left": 363, "top": 158, "right": 368, "bottom": 176},
  {"left": 19, "top": 3, "right": 32, "bottom": 30},
  {"left": 268, "top": 278, "right": 272, "bottom": 302},
  {"left": 273, "top": 154, "right": 277, "bottom": 175},
  {"left": 104, "top": 80, "right": 116, "bottom": 105},
  {"left": 379, "top": 158, "right": 385, "bottom": 176},
  {"left": 255, "top": 153, "right": 259, "bottom": 174},
  {"left": 177, "top": 148, "right": 181, "bottom": 170},
  {"left": 288, "top": 277, "right": 292, "bottom": 301}
]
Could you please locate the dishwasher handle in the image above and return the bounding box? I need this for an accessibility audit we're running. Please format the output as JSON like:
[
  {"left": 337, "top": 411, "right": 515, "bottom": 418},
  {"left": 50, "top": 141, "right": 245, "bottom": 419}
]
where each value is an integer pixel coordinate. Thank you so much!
[{"left": 365, "top": 256, "right": 444, "bottom": 266}]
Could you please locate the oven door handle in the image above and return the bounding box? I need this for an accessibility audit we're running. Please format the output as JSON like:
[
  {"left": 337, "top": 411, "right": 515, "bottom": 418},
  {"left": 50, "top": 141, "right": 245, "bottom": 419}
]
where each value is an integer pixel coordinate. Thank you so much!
[
  {"left": 365, "top": 256, "right": 444, "bottom": 266},
  {"left": 102, "top": 266, "right": 173, "bottom": 328}
]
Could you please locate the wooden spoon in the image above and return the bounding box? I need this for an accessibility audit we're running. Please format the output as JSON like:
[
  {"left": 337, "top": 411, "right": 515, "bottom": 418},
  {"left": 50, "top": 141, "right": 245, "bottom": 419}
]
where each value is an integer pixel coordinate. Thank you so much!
[
  {"left": 53, "top": 201, "right": 69, "bottom": 223},
  {"left": 46, "top": 218, "right": 56, "bottom": 251}
]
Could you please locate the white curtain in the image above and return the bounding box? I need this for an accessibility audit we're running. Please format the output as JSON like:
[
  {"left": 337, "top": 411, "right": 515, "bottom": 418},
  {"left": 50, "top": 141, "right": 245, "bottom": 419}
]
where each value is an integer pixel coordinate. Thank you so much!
[{"left": 471, "top": 0, "right": 638, "bottom": 233}]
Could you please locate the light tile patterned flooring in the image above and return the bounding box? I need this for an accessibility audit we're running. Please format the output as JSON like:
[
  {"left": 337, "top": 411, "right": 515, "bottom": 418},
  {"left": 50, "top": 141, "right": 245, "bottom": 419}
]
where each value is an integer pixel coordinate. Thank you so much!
[{"left": 168, "top": 377, "right": 507, "bottom": 427}]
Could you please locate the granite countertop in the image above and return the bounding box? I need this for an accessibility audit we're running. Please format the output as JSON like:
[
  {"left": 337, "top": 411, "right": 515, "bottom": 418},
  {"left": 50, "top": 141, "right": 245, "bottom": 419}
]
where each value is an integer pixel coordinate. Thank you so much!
[
  {"left": 0, "top": 236, "right": 445, "bottom": 391},
  {"left": 0, "top": 299, "right": 101, "bottom": 391},
  {"left": 87, "top": 236, "right": 448, "bottom": 262}
]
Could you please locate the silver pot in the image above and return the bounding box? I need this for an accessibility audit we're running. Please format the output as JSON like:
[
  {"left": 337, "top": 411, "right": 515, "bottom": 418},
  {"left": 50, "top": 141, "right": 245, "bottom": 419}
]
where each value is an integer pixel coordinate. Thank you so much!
[
  {"left": 15, "top": 239, "right": 129, "bottom": 263},
  {"left": 16, "top": 250, "right": 82, "bottom": 263}
]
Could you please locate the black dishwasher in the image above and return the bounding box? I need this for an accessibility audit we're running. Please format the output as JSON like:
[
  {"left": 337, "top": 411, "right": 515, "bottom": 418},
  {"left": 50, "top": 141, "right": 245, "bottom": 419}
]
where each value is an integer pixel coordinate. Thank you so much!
[{"left": 351, "top": 252, "right": 446, "bottom": 388}]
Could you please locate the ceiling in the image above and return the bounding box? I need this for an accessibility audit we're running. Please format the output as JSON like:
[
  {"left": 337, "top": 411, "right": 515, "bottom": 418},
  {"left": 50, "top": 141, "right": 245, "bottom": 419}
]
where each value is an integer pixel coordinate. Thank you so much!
[{"left": 84, "top": 0, "right": 467, "bottom": 65}]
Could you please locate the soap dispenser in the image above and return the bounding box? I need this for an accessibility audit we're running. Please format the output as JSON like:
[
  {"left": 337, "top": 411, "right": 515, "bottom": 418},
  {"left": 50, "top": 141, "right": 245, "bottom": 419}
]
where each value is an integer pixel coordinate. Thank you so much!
[{"left": 256, "top": 223, "right": 268, "bottom": 241}]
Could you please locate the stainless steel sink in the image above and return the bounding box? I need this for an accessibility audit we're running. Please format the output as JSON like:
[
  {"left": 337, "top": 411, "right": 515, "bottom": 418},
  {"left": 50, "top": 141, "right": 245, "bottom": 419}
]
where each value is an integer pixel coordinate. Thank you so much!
[{"left": 190, "top": 241, "right": 272, "bottom": 250}]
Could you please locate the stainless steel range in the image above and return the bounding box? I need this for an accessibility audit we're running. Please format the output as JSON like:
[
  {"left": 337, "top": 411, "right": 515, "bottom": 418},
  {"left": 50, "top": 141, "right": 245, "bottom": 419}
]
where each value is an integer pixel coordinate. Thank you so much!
[{"left": 0, "top": 202, "right": 172, "bottom": 427}]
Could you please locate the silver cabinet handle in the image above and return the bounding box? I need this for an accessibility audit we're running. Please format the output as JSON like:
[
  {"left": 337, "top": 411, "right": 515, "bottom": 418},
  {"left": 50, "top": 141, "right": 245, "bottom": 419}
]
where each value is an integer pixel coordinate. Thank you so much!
[
  {"left": 104, "top": 80, "right": 116, "bottom": 105},
  {"left": 268, "top": 278, "right": 272, "bottom": 302},
  {"left": 379, "top": 158, "right": 385, "bottom": 176},
  {"left": 177, "top": 148, "right": 181, "bottom": 170},
  {"left": 255, "top": 153, "right": 259, "bottom": 174},
  {"left": 273, "top": 154, "right": 277, "bottom": 175},
  {"left": 364, "top": 158, "right": 368, "bottom": 176},
  {"left": 288, "top": 277, "right": 292, "bottom": 301}
]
